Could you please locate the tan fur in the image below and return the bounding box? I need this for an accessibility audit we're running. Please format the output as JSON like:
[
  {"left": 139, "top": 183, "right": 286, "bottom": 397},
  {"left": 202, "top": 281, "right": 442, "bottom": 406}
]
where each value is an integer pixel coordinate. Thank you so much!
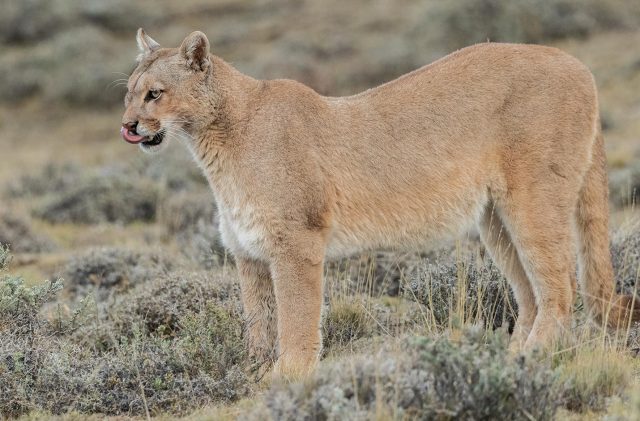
[{"left": 122, "top": 29, "right": 640, "bottom": 378}]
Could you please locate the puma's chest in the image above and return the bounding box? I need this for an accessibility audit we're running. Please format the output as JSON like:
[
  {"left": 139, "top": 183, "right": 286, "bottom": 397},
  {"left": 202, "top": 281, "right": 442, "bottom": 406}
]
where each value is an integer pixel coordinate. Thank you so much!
[{"left": 216, "top": 197, "right": 271, "bottom": 261}]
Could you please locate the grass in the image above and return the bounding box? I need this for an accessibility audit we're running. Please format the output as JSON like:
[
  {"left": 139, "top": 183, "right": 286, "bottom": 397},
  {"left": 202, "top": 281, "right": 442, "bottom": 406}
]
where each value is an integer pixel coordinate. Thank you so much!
[
  {"left": 556, "top": 348, "right": 637, "bottom": 412},
  {"left": 2, "top": 217, "right": 639, "bottom": 419}
]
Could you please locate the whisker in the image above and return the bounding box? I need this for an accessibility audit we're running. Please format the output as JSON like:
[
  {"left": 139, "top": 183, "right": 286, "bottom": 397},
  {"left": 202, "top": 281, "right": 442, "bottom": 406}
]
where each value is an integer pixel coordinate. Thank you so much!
[
  {"left": 165, "top": 126, "right": 193, "bottom": 143},
  {"left": 106, "top": 80, "right": 130, "bottom": 90},
  {"left": 169, "top": 126, "right": 192, "bottom": 138}
]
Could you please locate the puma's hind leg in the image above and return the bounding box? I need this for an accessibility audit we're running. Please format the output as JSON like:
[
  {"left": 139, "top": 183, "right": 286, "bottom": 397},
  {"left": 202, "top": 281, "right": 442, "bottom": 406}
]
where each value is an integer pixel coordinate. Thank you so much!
[
  {"left": 478, "top": 203, "right": 537, "bottom": 351},
  {"left": 496, "top": 193, "right": 578, "bottom": 350}
]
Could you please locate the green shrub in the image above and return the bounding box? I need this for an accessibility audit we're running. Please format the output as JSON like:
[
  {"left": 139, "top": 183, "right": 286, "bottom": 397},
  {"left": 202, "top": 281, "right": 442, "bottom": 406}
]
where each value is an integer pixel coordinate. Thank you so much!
[
  {"left": 246, "top": 329, "right": 559, "bottom": 420},
  {"left": 4, "top": 0, "right": 638, "bottom": 109},
  {"left": 0, "top": 247, "right": 251, "bottom": 418},
  {"left": 1, "top": 329, "right": 250, "bottom": 417},
  {"left": 604, "top": 383, "right": 640, "bottom": 421},
  {"left": 161, "top": 192, "right": 217, "bottom": 236},
  {"left": 74, "top": 270, "right": 241, "bottom": 350},
  {"left": 79, "top": 0, "right": 161, "bottom": 33},
  {"left": 0, "top": 246, "right": 84, "bottom": 337},
  {"left": 0, "top": 276, "right": 63, "bottom": 335},
  {"left": 133, "top": 149, "right": 209, "bottom": 193},
  {"left": 0, "top": 0, "right": 159, "bottom": 45},
  {"left": 0, "top": 244, "right": 10, "bottom": 270},
  {"left": 110, "top": 270, "right": 240, "bottom": 336},
  {"left": 0, "top": 0, "right": 71, "bottom": 44}
]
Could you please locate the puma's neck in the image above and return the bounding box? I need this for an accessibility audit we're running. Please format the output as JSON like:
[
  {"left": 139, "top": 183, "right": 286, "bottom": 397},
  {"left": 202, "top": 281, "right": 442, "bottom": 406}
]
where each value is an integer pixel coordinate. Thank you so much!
[{"left": 190, "top": 56, "right": 260, "bottom": 168}]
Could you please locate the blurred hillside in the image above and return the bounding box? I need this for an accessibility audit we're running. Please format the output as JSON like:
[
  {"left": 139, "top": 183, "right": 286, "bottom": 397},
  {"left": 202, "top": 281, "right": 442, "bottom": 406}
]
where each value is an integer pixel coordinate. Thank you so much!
[
  {"left": 1, "top": 0, "right": 640, "bottom": 105},
  {"left": 1, "top": 0, "right": 639, "bottom": 171},
  {"left": 1, "top": 0, "right": 640, "bottom": 247}
]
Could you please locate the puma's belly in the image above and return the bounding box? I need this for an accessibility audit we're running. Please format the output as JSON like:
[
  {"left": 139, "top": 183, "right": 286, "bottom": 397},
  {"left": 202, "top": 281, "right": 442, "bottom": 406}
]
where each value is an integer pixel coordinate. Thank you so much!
[{"left": 324, "top": 188, "right": 488, "bottom": 260}]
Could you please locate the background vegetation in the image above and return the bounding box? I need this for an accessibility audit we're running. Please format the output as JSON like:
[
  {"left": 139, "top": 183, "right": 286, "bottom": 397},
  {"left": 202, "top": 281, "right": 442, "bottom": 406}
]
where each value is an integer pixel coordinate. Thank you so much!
[{"left": 1, "top": 0, "right": 639, "bottom": 419}]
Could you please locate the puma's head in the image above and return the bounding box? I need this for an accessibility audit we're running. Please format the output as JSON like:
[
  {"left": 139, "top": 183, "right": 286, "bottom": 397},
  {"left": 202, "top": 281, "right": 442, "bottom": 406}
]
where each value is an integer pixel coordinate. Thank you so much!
[{"left": 120, "top": 29, "right": 214, "bottom": 154}]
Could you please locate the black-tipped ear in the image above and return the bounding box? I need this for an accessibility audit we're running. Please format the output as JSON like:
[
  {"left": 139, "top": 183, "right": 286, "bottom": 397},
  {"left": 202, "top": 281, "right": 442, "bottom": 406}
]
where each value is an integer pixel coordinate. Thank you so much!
[
  {"left": 136, "top": 28, "right": 160, "bottom": 61},
  {"left": 180, "top": 31, "right": 210, "bottom": 71}
]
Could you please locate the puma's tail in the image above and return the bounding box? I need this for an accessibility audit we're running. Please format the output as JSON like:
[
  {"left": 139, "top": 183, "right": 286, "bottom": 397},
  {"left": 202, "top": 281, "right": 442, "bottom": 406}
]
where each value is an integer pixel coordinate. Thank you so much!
[{"left": 576, "top": 127, "right": 640, "bottom": 328}]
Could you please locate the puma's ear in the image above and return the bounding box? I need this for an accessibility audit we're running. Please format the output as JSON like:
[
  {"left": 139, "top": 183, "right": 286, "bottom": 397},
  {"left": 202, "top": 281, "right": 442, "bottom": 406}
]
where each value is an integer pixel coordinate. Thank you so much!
[
  {"left": 180, "top": 31, "right": 210, "bottom": 71},
  {"left": 136, "top": 28, "right": 160, "bottom": 61}
]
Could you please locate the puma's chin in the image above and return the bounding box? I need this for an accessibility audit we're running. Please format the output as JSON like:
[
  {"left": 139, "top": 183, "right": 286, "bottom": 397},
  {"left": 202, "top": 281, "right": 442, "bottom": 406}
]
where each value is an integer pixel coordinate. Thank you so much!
[{"left": 139, "top": 130, "right": 169, "bottom": 154}]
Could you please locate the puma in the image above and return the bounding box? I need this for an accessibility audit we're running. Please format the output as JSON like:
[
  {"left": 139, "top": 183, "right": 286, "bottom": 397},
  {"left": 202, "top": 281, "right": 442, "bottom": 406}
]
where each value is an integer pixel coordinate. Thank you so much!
[{"left": 121, "top": 29, "right": 639, "bottom": 378}]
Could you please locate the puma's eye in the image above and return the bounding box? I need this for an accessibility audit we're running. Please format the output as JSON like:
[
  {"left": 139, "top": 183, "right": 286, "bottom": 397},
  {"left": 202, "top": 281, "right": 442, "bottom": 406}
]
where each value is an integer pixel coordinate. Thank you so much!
[{"left": 146, "top": 89, "right": 162, "bottom": 101}]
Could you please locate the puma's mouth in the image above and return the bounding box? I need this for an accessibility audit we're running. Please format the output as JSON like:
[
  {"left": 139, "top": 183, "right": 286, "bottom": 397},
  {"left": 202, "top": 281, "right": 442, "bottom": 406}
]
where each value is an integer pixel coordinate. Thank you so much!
[
  {"left": 120, "top": 127, "right": 165, "bottom": 147},
  {"left": 141, "top": 130, "right": 165, "bottom": 147}
]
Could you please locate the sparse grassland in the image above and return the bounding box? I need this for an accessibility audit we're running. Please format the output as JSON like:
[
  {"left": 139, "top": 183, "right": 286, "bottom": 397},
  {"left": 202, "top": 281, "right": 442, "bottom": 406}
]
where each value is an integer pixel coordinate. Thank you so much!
[{"left": 1, "top": 0, "right": 640, "bottom": 419}]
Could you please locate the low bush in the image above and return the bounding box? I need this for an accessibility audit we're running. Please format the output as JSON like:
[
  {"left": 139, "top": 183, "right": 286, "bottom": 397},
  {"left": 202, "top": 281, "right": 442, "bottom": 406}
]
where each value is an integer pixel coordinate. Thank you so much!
[
  {"left": 161, "top": 192, "right": 217, "bottom": 236},
  {"left": 246, "top": 329, "right": 559, "bottom": 420},
  {"left": 1, "top": 325, "right": 250, "bottom": 417},
  {"left": 0, "top": 0, "right": 71, "bottom": 44},
  {"left": 134, "top": 150, "right": 209, "bottom": 193},
  {"left": 160, "top": 192, "right": 227, "bottom": 269},
  {"left": 604, "top": 383, "right": 640, "bottom": 421},
  {"left": 0, "top": 245, "right": 10, "bottom": 269},
  {"left": 325, "top": 252, "right": 423, "bottom": 298},
  {"left": 0, "top": 211, "right": 56, "bottom": 253},
  {"left": 0, "top": 276, "right": 63, "bottom": 335},
  {"left": 35, "top": 173, "right": 160, "bottom": 224},
  {"left": 57, "top": 247, "right": 176, "bottom": 300},
  {"left": 0, "top": 245, "right": 64, "bottom": 335},
  {"left": 5, "top": 153, "right": 205, "bottom": 200},
  {"left": 0, "top": 247, "right": 251, "bottom": 418},
  {"left": 94, "top": 270, "right": 242, "bottom": 343},
  {"left": 611, "top": 223, "right": 640, "bottom": 294},
  {"left": 4, "top": 0, "right": 638, "bottom": 108},
  {"left": 405, "top": 256, "right": 517, "bottom": 332},
  {"left": 609, "top": 163, "right": 640, "bottom": 208},
  {"left": 4, "top": 162, "right": 81, "bottom": 198}
]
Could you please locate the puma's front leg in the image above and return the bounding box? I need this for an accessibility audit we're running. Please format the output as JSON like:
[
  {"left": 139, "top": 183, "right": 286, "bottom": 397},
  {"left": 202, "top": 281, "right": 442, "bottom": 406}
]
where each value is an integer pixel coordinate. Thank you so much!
[
  {"left": 236, "top": 257, "right": 277, "bottom": 364},
  {"left": 270, "top": 242, "right": 325, "bottom": 379}
]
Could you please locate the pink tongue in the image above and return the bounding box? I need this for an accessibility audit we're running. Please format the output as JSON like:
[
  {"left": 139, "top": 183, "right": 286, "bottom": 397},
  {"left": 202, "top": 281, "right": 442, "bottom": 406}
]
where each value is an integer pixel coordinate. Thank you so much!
[{"left": 120, "top": 126, "right": 145, "bottom": 144}]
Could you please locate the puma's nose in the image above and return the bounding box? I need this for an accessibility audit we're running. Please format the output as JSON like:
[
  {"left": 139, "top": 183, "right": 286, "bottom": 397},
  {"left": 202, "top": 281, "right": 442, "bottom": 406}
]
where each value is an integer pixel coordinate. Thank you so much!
[{"left": 122, "top": 121, "right": 138, "bottom": 133}]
